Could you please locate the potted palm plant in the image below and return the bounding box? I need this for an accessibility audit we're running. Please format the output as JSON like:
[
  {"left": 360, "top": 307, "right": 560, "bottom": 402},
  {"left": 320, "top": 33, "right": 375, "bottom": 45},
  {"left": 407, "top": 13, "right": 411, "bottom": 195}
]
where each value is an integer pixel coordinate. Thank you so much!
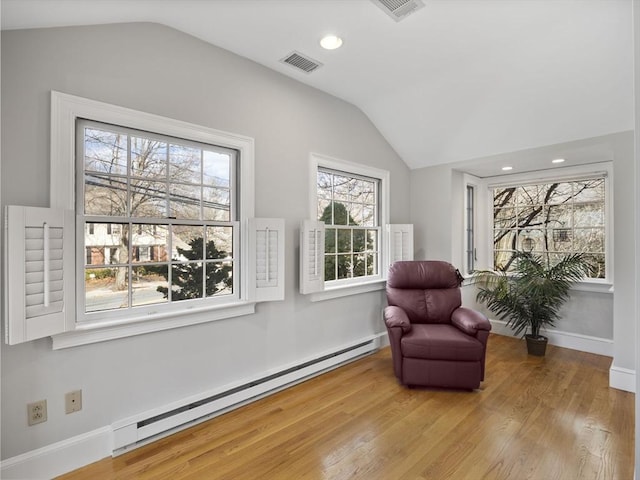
[{"left": 473, "top": 251, "right": 592, "bottom": 356}]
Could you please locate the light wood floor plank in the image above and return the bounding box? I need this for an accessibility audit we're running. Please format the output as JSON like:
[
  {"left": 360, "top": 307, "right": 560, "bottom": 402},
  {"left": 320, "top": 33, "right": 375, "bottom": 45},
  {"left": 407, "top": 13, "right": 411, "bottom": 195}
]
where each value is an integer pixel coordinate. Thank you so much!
[{"left": 57, "top": 334, "right": 634, "bottom": 480}]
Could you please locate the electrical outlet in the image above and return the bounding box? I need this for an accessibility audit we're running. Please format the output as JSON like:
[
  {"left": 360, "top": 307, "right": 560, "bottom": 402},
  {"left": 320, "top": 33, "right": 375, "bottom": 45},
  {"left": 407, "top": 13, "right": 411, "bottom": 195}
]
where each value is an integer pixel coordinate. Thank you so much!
[
  {"left": 65, "top": 390, "right": 82, "bottom": 414},
  {"left": 27, "top": 400, "right": 47, "bottom": 426}
]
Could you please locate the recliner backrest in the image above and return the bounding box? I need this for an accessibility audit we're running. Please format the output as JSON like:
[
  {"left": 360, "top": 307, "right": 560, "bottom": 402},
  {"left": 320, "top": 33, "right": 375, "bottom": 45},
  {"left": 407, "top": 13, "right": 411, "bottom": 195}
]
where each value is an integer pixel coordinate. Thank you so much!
[{"left": 386, "top": 261, "right": 462, "bottom": 324}]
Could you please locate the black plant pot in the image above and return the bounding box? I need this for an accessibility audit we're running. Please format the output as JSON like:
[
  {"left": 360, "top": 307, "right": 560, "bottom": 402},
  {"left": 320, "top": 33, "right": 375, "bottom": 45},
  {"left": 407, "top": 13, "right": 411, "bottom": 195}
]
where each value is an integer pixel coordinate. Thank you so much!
[{"left": 525, "top": 335, "right": 548, "bottom": 356}]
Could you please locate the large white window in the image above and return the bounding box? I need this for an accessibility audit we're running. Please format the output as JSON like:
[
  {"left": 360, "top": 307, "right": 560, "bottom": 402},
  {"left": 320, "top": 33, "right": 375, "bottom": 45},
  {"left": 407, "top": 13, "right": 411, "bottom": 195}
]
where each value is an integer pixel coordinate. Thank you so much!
[
  {"left": 300, "top": 153, "right": 412, "bottom": 299},
  {"left": 492, "top": 176, "right": 607, "bottom": 279},
  {"left": 78, "top": 120, "right": 238, "bottom": 319},
  {"left": 3, "top": 91, "right": 285, "bottom": 348}
]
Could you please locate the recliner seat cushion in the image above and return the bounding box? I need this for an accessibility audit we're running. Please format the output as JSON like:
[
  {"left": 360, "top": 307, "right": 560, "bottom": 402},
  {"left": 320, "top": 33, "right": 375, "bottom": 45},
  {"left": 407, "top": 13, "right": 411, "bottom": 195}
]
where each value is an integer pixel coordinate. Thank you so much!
[{"left": 401, "top": 324, "right": 483, "bottom": 362}]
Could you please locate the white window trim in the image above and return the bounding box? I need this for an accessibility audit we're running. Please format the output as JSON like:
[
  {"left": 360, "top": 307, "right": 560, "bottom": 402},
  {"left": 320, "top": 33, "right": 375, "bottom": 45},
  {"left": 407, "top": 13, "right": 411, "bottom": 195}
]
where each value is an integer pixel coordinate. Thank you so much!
[
  {"left": 474, "top": 162, "right": 613, "bottom": 289},
  {"left": 49, "top": 91, "right": 258, "bottom": 348},
  {"left": 305, "top": 152, "right": 390, "bottom": 301}
]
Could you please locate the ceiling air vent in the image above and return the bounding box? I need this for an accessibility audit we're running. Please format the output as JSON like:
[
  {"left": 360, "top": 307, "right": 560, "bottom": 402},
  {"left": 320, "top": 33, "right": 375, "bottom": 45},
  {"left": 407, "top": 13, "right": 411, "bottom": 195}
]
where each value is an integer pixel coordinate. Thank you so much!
[
  {"left": 280, "top": 51, "right": 323, "bottom": 74},
  {"left": 371, "top": 0, "right": 425, "bottom": 22}
]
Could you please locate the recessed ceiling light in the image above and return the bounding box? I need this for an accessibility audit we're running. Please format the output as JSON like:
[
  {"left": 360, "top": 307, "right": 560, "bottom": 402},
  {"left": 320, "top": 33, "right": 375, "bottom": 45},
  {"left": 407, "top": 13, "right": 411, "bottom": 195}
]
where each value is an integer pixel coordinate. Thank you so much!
[
  {"left": 552, "top": 158, "right": 565, "bottom": 164},
  {"left": 501, "top": 166, "right": 513, "bottom": 171},
  {"left": 320, "top": 35, "right": 343, "bottom": 50}
]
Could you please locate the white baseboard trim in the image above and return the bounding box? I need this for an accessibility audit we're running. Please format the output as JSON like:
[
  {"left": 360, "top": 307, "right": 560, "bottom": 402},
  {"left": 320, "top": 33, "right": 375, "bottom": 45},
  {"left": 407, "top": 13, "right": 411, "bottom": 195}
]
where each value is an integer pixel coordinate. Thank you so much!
[
  {"left": 609, "top": 365, "right": 636, "bottom": 393},
  {"left": 488, "top": 319, "right": 614, "bottom": 357},
  {"left": 0, "top": 426, "right": 112, "bottom": 480},
  {"left": 375, "top": 330, "right": 389, "bottom": 348}
]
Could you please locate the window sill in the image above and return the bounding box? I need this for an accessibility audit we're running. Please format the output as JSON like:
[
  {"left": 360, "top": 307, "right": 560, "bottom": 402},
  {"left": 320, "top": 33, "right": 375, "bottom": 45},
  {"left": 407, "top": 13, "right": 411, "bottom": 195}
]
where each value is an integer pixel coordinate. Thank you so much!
[
  {"left": 51, "top": 301, "right": 256, "bottom": 349},
  {"left": 461, "top": 275, "right": 613, "bottom": 294},
  {"left": 307, "top": 279, "right": 386, "bottom": 302},
  {"left": 571, "top": 280, "right": 613, "bottom": 294}
]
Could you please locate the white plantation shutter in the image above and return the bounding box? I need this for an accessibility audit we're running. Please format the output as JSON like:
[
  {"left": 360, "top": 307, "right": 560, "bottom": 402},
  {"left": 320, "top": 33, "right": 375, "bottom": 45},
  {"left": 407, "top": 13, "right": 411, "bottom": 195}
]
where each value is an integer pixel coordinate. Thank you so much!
[
  {"left": 299, "top": 220, "right": 325, "bottom": 294},
  {"left": 5, "top": 206, "right": 75, "bottom": 344},
  {"left": 248, "top": 218, "right": 285, "bottom": 302},
  {"left": 387, "top": 224, "right": 414, "bottom": 263}
]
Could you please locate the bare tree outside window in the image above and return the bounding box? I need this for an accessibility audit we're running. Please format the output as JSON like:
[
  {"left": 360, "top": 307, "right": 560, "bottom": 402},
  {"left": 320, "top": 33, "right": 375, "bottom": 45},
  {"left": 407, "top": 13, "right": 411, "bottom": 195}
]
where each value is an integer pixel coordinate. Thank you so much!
[{"left": 493, "top": 178, "right": 606, "bottom": 278}]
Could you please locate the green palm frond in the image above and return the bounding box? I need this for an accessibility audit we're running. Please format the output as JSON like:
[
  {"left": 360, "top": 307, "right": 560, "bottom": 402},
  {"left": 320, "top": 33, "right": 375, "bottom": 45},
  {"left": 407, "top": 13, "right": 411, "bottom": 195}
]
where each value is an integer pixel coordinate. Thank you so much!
[{"left": 472, "top": 251, "right": 591, "bottom": 338}]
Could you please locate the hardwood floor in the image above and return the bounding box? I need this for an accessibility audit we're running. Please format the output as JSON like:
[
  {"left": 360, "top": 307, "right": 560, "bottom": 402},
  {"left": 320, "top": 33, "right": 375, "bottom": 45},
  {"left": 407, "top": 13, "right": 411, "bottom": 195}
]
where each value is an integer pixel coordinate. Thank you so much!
[{"left": 58, "top": 334, "right": 634, "bottom": 480}]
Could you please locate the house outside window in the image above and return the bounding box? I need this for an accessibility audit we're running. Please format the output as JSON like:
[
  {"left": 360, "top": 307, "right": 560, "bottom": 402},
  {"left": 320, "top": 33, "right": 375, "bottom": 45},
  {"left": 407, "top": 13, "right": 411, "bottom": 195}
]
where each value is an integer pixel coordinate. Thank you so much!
[{"left": 492, "top": 176, "right": 607, "bottom": 279}]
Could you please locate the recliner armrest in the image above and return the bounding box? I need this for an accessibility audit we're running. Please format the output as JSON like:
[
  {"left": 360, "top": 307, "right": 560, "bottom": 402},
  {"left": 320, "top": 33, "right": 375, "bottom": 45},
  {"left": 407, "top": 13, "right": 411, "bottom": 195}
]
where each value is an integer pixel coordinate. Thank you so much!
[
  {"left": 451, "top": 307, "right": 491, "bottom": 336},
  {"left": 384, "top": 306, "right": 412, "bottom": 333}
]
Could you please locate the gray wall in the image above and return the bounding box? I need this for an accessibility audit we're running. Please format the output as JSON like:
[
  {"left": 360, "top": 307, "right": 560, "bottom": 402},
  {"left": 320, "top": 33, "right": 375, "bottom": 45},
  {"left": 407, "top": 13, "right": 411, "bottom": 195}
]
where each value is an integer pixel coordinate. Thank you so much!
[{"left": 0, "top": 23, "right": 411, "bottom": 459}]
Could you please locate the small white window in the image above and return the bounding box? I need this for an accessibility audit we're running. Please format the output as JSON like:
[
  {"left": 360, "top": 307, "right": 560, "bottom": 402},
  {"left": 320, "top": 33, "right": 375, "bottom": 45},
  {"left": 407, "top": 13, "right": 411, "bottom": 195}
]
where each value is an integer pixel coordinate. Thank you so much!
[
  {"left": 300, "top": 153, "right": 412, "bottom": 298},
  {"left": 465, "top": 184, "right": 476, "bottom": 274}
]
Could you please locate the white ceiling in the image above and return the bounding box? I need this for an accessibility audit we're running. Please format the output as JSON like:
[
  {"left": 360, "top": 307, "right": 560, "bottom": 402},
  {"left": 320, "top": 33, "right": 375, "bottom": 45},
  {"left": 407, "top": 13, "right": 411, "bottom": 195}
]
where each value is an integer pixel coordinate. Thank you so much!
[{"left": 1, "top": 0, "right": 634, "bottom": 174}]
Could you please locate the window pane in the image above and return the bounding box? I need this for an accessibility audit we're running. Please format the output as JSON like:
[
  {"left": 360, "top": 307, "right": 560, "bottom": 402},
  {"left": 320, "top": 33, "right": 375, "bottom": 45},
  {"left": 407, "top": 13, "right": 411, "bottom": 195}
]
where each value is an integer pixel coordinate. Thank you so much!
[
  {"left": 584, "top": 253, "right": 605, "bottom": 279},
  {"left": 169, "top": 144, "right": 201, "bottom": 184},
  {"left": 547, "top": 183, "right": 573, "bottom": 205},
  {"left": 206, "top": 226, "right": 233, "bottom": 259},
  {"left": 132, "top": 265, "right": 168, "bottom": 307},
  {"left": 172, "top": 226, "right": 204, "bottom": 261},
  {"left": 353, "top": 229, "right": 366, "bottom": 252},
  {"left": 348, "top": 203, "right": 363, "bottom": 226},
  {"left": 324, "top": 255, "right": 336, "bottom": 281},
  {"left": 130, "top": 180, "right": 167, "bottom": 218},
  {"left": 494, "top": 229, "right": 517, "bottom": 251},
  {"left": 131, "top": 137, "right": 167, "bottom": 179},
  {"left": 573, "top": 179, "right": 605, "bottom": 202},
  {"left": 325, "top": 228, "right": 337, "bottom": 254},
  {"left": 518, "top": 185, "right": 544, "bottom": 205},
  {"left": 361, "top": 206, "right": 375, "bottom": 227},
  {"left": 350, "top": 179, "right": 374, "bottom": 203},
  {"left": 366, "top": 229, "right": 378, "bottom": 253},
  {"left": 84, "top": 128, "right": 127, "bottom": 175},
  {"left": 205, "top": 261, "right": 233, "bottom": 297},
  {"left": 333, "top": 175, "right": 350, "bottom": 202},
  {"left": 132, "top": 224, "right": 168, "bottom": 263},
  {"left": 494, "top": 207, "right": 516, "bottom": 229},
  {"left": 516, "top": 206, "right": 544, "bottom": 228},
  {"left": 547, "top": 204, "right": 572, "bottom": 228},
  {"left": 574, "top": 228, "right": 604, "bottom": 253},
  {"left": 494, "top": 188, "right": 516, "bottom": 208},
  {"left": 84, "top": 173, "right": 127, "bottom": 216},
  {"left": 169, "top": 183, "right": 201, "bottom": 219},
  {"left": 203, "top": 151, "right": 230, "bottom": 187},
  {"left": 337, "top": 229, "right": 352, "bottom": 253},
  {"left": 366, "top": 253, "right": 377, "bottom": 275},
  {"left": 317, "top": 172, "right": 333, "bottom": 199},
  {"left": 171, "top": 263, "right": 203, "bottom": 301},
  {"left": 494, "top": 251, "right": 516, "bottom": 272},
  {"left": 353, "top": 253, "right": 366, "bottom": 277},
  {"left": 317, "top": 198, "right": 331, "bottom": 221},
  {"left": 85, "top": 266, "right": 128, "bottom": 312},
  {"left": 574, "top": 203, "right": 604, "bottom": 227},
  {"left": 336, "top": 254, "right": 352, "bottom": 279},
  {"left": 332, "top": 202, "right": 350, "bottom": 225},
  {"left": 203, "top": 187, "right": 230, "bottom": 221}
]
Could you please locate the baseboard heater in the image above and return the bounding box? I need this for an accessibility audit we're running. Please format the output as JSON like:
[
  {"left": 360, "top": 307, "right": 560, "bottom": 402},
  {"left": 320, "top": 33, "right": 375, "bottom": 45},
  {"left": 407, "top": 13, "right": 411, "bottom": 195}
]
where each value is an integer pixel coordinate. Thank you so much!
[{"left": 112, "top": 336, "right": 379, "bottom": 454}]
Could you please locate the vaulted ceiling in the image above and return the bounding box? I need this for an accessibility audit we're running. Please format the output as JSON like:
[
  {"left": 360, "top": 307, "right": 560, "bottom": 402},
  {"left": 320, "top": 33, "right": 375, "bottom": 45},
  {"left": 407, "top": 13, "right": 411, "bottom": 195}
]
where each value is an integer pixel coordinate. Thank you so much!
[{"left": 1, "top": 0, "right": 634, "bottom": 173}]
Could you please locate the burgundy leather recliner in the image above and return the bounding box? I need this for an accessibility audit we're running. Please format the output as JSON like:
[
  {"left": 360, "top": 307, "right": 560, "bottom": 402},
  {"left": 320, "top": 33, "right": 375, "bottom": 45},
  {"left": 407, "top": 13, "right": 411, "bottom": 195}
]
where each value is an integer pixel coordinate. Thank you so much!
[{"left": 384, "top": 261, "right": 491, "bottom": 390}]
